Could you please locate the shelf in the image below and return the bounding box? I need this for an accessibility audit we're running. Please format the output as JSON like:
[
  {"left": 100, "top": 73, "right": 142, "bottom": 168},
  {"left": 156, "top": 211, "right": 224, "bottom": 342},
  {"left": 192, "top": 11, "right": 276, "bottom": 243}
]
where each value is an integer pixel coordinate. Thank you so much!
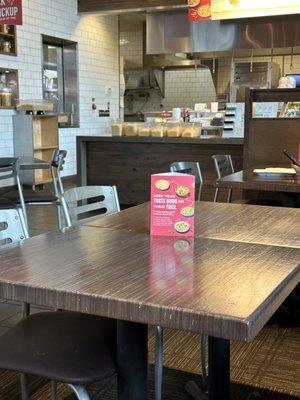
[
  {"left": 43, "top": 61, "right": 58, "bottom": 70},
  {"left": 125, "top": 87, "right": 160, "bottom": 92},
  {"left": 43, "top": 88, "right": 58, "bottom": 92},
  {"left": 0, "top": 106, "right": 15, "bottom": 110},
  {"left": 0, "top": 33, "right": 15, "bottom": 37},
  {"left": 0, "top": 51, "right": 16, "bottom": 57},
  {"left": 34, "top": 146, "right": 57, "bottom": 151}
]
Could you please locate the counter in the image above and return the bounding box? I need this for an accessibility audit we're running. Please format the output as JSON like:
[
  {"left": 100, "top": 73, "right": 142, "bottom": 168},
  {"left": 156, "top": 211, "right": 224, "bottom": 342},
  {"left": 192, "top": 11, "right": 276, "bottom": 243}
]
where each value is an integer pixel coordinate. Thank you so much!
[{"left": 77, "top": 136, "right": 244, "bottom": 205}]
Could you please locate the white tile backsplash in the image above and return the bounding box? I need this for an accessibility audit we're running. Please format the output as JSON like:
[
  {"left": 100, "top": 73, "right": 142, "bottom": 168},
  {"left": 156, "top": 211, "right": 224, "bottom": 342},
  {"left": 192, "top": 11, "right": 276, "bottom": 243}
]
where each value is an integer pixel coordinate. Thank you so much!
[{"left": 0, "top": 0, "right": 119, "bottom": 179}]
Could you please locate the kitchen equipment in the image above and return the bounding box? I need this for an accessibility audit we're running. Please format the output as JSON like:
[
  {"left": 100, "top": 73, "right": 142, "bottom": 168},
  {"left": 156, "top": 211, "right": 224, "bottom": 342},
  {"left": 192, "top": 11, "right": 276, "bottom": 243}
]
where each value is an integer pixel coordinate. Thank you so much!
[
  {"left": 172, "top": 108, "right": 182, "bottom": 121},
  {"left": 211, "top": 113, "right": 224, "bottom": 127},
  {"left": 210, "top": 102, "right": 218, "bottom": 113},
  {"left": 230, "top": 62, "right": 281, "bottom": 102}
]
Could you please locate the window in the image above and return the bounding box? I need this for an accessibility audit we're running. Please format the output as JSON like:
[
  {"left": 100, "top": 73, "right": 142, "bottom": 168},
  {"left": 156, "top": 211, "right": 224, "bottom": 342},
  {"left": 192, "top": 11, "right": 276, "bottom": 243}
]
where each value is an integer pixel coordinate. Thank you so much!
[{"left": 42, "top": 35, "right": 79, "bottom": 128}]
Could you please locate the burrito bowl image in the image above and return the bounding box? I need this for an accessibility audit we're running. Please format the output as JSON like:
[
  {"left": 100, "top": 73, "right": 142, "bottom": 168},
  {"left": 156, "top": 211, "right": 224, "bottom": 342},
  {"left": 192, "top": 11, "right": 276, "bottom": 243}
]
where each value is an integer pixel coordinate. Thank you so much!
[{"left": 174, "top": 221, "right": 190, "bottom": 234}]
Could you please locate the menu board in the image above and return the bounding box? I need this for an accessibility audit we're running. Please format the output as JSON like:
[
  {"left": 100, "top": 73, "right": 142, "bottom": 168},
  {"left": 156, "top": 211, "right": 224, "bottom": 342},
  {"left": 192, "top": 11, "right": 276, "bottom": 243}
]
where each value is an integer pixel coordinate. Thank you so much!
[
  {"left": 150, "top": 173, "right": 195, "bottom": 237},
  {"left": 211, "top": 0, "right": 300, "bottom": 20}
]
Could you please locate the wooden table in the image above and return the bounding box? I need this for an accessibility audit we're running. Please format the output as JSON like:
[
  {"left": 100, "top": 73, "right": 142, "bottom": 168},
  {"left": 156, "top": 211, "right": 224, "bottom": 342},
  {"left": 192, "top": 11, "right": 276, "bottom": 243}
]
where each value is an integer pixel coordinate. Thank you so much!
[
  {"left": 216, "top": 169, "right": 300, "bottom": 193},
  {"left": 18, "top": 157, "right": 50, "bottom": 171},
  {"left": 0, "top": 157, "right": 50, "bottom": 171},
  {"left": 0, "top": 203, "right": 298, "bottom": 400},
  {"left": 216, "top": 168, "right": 300, "bottom": 206},
  {"left": 83, "top": 201, "right": 300, "bottom": 249}
]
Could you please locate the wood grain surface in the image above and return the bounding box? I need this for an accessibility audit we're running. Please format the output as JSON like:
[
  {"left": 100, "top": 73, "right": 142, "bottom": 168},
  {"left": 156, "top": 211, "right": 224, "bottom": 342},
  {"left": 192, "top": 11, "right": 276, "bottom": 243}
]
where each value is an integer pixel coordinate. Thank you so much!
[
  {"left": 0, "top": 226, "right": 298, "bottom": 341},
  {"left": 84, "top": 202, "right": 300, "bottom": 249},
  {"left": 216, "top": 169, "right": 300, "bottom": 193}
]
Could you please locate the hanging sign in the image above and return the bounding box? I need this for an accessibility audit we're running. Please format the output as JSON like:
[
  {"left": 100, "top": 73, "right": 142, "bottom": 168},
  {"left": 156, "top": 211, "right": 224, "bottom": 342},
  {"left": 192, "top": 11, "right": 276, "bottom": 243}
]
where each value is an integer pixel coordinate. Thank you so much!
[
  {"left": 188, "top": 0, "right": 212, "bottom": 21},
  {"left": 0, "top": 0, "right": 22, "bottom": 25},
  {"left": 211, "top": 0, "right": 300, "bottom": 20}
]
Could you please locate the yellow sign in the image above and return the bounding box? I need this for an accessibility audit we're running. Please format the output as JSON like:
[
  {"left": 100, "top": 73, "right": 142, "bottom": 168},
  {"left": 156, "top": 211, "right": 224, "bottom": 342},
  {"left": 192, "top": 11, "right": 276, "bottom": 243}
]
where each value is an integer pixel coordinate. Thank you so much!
[{"left": 212, "top": 0, "right": 300, "bottom": 20}]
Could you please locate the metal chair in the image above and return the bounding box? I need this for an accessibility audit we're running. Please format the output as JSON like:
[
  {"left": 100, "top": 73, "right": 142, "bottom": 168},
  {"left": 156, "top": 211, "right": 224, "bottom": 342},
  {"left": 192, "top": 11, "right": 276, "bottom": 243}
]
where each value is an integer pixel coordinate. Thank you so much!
[
  {"left": 0, "top": 209, "right": 117, "bottom": 400},
  {"left": 61, "top": 185, "right": 120, "bottom": 228},
  {"left": 0, "top": 208, "right": 28, "bottom": 246},
  {"left": 0, "top": 158, "right": 28, "bottom": 232},
  {"left": 170, "top": 162, "right": 203, "bottom": 201},
  {"left": 4, "top": 150, "right": 68, "bottom": 230},
  {"left": 0, "top": 311, "right": 117, "bottom": 400},
  {"left": 212, "top": 155, "right": 234, "bottom": 203}
]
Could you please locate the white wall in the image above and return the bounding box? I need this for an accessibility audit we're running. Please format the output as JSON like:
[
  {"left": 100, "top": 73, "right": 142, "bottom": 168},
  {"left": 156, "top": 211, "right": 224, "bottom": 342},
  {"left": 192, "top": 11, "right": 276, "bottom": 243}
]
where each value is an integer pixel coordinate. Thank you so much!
[{"left": 0, "top": 0, "right": 119, "bottom": 177}]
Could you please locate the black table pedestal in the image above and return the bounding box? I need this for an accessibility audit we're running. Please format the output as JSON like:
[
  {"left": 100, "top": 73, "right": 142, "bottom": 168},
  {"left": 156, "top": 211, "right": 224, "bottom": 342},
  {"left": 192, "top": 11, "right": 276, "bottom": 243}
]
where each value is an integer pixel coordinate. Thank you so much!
[
  {"left": 117, "top": 320, "right": 148, "bottom": 400},
  {"left": 185, "top": 337, "right": 230, "bottom": 400}
]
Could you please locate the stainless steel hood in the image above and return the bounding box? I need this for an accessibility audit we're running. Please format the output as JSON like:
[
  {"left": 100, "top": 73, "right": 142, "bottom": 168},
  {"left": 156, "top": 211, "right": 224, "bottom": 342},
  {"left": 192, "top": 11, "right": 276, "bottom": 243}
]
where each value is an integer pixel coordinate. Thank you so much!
[{"left": 147, "top": 11, "right": 300, "bottom": 56}]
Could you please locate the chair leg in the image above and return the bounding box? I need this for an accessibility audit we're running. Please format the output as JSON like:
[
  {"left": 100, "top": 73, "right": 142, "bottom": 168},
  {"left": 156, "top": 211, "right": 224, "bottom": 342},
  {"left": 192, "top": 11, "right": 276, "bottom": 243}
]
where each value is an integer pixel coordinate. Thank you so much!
[
  {"left": 16, "top": 175, "right": 29, "bottom": 230},
  {"left": 21, "top": 302, "right": 30, "bottom": 318},
  {"left": 67, "top": 384, "right": 91, "bottom": 400},
  {"left": 213, "top": 187, "right": 219, "bottom": 203},
  {"left": 56, "top": 204, "right": 62, "bottom": 230},
  {"left": 20, "top": 373, "right": 30, "bottom": 400},
  {"left": 51, "top": 381, "right": 57, "bottom": 400},
  {"left": 227, "top": 189, "right": 232, "bottom": 203},
  {"left": 200, "top": 334, "right": 208, "bottom": 389},
  {"left": 60, "top": 197, "right": 72, "bottom": 228},
  {"left": 18, "top": 208, "right": 29, "bottom": 239},
  {"left": 155, "top": 325, "right": 164, "bottom": 400}
]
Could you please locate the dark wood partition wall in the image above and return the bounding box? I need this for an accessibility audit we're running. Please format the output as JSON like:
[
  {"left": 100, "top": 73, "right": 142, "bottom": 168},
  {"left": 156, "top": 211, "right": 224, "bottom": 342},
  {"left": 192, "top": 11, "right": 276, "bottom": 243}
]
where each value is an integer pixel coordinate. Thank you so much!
[
  {"left": 244, "top": 88, "right": 300, "bottom": 168},
  {"left": 77, "top": 137, "right": 243, "bottom": 206}
]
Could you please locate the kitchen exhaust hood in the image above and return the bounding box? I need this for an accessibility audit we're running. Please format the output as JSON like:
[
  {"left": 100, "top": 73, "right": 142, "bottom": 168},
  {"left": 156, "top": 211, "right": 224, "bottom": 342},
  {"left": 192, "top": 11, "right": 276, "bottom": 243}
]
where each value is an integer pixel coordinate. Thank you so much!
[{"left": 147, "top": 11, "right": 300, "bottom": 56}]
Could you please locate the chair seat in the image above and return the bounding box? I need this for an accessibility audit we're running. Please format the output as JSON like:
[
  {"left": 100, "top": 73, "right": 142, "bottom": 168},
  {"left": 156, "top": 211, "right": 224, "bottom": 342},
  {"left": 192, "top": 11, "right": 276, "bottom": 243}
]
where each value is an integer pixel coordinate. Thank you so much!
[
  {"left": 4, "top": 189, "right": 58, "bottom": 203},
  {"left": 0, "top": 197, "right": 18, "bottom": 210},
  {"left": 0, "top": 311, "right": 117, "bottom": 385}
]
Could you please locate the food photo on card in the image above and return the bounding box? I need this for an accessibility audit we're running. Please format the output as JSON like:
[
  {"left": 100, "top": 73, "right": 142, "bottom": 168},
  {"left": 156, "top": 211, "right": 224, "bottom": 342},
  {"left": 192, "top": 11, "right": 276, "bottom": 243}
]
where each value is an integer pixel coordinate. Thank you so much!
[{"left": 150, "top": 173, "right": 195, "bottom": 237}]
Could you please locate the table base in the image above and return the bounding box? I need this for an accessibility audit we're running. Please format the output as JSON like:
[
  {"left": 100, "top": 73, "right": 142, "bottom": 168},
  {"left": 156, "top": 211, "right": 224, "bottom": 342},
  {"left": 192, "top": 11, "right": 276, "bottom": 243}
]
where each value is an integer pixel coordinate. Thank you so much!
[
  {"left": 186, "top": 337, "right": 230, "bottom": 400},
  {"left": 117, "top": 320, "right": 148, "bottom": 400}
]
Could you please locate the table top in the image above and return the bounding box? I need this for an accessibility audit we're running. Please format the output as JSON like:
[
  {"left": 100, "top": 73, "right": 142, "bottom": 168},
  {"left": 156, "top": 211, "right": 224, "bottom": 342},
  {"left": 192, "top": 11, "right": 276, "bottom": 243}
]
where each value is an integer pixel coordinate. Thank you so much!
[
  {"left": 19, "top": 157, "right": 50, "bottom": 170},
  {"left": 0, "top": 222, "right": 298, "bottom": 342},
  {"left": 0, "top": 157, "right": 50, "bottom": 171},
  {"left": 216, "top": 169, "right": 300, "bottom": 193},
  {"left": 84, "top": 202, "right": 300, "bottom": 249}
]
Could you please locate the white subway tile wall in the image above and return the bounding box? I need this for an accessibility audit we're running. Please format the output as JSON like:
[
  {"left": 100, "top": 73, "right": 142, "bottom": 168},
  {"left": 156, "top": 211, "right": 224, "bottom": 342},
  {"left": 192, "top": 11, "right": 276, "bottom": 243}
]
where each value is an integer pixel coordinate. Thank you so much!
[{"left": 0, "top": 0, "right": 119, "bottom": 178}]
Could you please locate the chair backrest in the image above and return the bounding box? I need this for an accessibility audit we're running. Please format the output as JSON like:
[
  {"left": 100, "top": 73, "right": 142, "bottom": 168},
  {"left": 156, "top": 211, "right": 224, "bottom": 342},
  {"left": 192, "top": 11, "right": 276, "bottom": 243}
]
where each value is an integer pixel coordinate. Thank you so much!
[
  {"left": 170, "top": 162, "right": 203, "bottom": 186},
  {"left": 0, "top": 209, "right": 28, "bottom": 246},
  {"left": 51, "top": 149, "right": 67, "bottom": 196},
  {"left": 170, "top": 161, "right": 203, "bottom": 201},
  {"left": 0, "top": 157, "right": 20, "bottom": 182},
  {"left": 212, "top": 155, "right": 234, "bottom": 179},
  {"left": 62, "top": 185, "right": 120, "bottom": 226}
]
